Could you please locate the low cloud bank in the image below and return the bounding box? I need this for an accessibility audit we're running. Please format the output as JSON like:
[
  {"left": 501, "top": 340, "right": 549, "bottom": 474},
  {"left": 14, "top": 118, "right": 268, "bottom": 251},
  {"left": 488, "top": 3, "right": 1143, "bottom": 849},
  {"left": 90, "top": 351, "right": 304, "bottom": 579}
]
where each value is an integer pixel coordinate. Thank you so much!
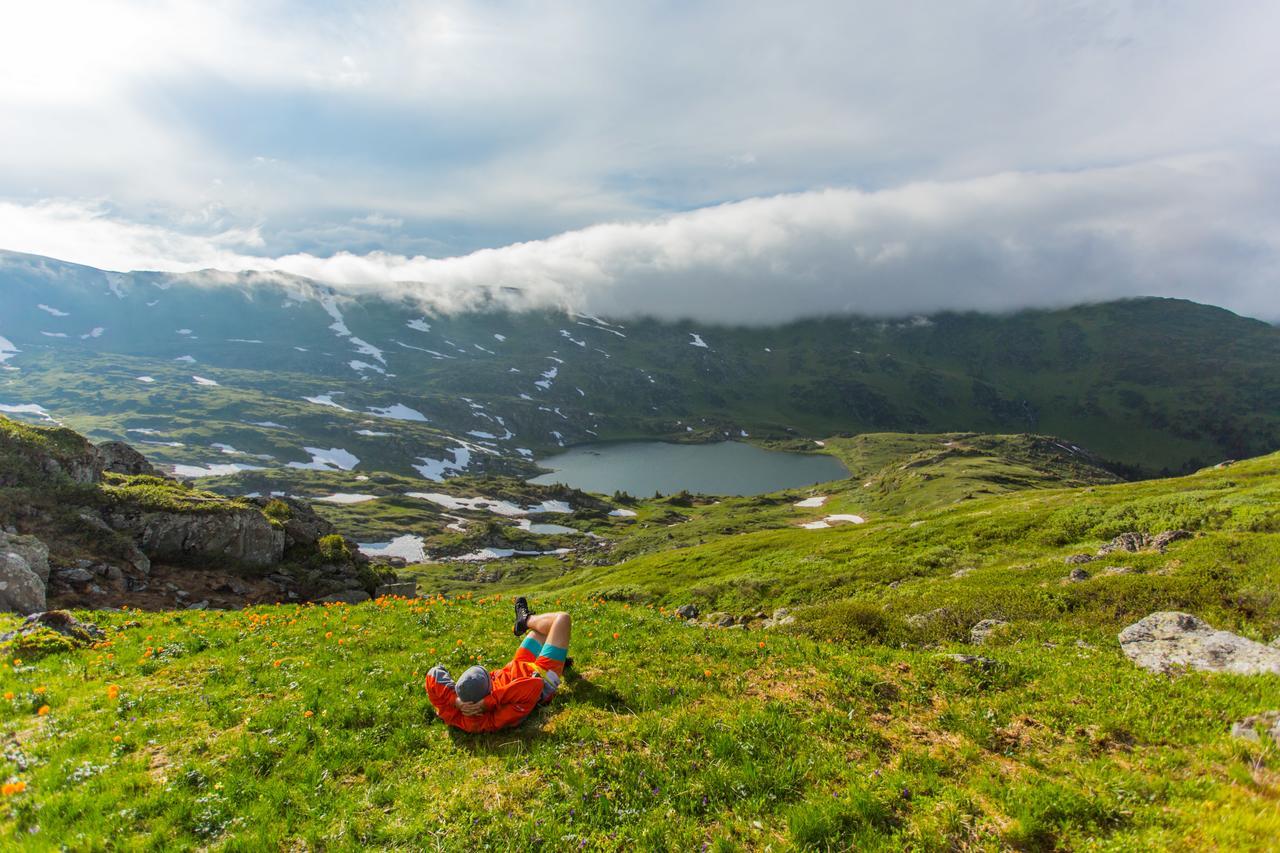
[{"left": 2, "top": 154, "right": 1277, "bottom": 323}]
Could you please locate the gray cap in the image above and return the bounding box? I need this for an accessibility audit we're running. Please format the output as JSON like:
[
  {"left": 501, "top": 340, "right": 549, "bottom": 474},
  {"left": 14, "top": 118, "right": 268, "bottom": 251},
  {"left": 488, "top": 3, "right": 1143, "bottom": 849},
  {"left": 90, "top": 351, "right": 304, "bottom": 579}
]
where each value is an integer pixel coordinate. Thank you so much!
[{"left": 455, "top": 665, "right": 492, "bottom": 702}]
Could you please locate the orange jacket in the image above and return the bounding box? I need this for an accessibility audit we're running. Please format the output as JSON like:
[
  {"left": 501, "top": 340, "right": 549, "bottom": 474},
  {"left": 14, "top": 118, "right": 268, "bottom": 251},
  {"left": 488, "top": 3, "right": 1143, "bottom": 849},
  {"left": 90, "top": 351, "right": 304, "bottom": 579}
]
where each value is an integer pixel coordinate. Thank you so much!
[{"left": 425, "top": 661, "right": 545, "bottom": 733}]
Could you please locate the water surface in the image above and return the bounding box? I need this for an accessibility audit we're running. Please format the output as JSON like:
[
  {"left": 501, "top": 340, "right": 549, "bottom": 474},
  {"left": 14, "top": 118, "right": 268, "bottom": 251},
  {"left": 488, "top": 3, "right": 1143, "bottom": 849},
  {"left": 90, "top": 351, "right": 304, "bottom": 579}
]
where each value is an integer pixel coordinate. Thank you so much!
[{"left": 528, "top": 441, "right": 848, "bottom": 496}]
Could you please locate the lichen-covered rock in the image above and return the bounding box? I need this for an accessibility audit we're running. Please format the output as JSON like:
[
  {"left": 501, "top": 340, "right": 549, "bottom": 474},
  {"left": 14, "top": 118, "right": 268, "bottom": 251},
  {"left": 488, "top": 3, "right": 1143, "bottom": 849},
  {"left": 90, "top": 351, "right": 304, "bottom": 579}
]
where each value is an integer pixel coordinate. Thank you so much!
[
  {"left": 675, "top": 603, "right": 699, "bottom": 619},
  {"left": 1064, "top": 554, "right": 1096, "bottom": 565},
  {"left": 1118, "top": 612, "right": 1280, "bottom": 675}
]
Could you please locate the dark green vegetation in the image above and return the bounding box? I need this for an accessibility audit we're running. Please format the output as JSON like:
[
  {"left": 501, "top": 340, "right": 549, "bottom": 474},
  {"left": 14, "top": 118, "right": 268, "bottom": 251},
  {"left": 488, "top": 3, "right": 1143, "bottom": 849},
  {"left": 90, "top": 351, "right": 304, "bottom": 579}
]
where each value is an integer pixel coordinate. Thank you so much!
[
  {"left": 2, "top": 251, "right": 1279, "bottom": 480},
  {"left": 2, "top": 450, "right": 1279, "bottom": 848}
]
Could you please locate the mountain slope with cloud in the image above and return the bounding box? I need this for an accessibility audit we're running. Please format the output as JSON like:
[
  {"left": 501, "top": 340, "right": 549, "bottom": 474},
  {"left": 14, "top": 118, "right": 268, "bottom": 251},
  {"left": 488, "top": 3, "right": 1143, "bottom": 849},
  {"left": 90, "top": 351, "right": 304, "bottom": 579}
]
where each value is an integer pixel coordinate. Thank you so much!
[{"left": 1, "top": 252, "right": 1277, "bottom": 477}]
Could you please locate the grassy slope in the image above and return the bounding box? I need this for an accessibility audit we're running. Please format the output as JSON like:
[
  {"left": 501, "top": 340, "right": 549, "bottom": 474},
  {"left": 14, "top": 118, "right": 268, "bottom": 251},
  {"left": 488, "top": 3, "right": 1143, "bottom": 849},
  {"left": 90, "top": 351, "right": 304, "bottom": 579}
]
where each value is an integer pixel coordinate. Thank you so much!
[{"left": 2, "top": 452, "right": 1279, "bottom": 848}]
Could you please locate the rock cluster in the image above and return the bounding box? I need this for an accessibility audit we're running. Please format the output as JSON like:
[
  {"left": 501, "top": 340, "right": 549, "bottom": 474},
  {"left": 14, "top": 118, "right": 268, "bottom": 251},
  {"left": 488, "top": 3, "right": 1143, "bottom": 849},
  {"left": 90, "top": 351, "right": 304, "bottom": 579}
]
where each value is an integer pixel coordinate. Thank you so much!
[
  {"left": 681, "top": 606, "right": 794, "bottom": 630},
  {"left": 1097, "top": 530, "right": 1190, "bottom": 556},
  {"left": 1118, "top": 611, "right": 1280, "bottom": 675}
]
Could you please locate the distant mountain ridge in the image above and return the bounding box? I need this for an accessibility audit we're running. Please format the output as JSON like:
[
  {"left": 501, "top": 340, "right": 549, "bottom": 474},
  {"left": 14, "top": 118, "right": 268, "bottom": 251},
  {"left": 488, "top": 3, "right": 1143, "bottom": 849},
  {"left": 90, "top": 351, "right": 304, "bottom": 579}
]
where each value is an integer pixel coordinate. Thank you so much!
[{"left": 1, "top": 249, "right": 1277, "bottom": 479}]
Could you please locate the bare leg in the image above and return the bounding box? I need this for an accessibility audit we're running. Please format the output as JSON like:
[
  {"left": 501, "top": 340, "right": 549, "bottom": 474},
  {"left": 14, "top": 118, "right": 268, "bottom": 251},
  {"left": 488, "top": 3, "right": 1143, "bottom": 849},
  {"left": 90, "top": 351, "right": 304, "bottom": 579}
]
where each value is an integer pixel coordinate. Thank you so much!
[{"left": 526, "top": 611, "right": 571, "bottom": 649}]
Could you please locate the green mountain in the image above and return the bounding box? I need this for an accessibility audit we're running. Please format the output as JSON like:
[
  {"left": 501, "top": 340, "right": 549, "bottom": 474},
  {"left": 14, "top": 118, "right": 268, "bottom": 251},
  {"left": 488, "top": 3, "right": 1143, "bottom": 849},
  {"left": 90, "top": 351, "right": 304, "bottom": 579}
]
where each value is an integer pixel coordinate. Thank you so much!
[{"left": 2, "top": 251, "right": 1278, "bottom": 482}]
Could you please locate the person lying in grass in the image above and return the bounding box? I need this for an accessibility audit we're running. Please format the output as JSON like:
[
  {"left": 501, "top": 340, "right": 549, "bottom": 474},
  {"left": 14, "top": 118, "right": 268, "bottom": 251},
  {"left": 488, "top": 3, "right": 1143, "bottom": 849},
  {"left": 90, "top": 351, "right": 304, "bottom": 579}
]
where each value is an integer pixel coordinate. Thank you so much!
[{"left": 425, "top": 597, "right": 571, "bottom": 733}]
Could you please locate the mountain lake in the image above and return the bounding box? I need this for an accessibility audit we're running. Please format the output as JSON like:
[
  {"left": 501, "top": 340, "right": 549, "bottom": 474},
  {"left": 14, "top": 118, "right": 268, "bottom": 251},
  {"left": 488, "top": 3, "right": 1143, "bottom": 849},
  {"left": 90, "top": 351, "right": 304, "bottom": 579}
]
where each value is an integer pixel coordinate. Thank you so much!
[{"left": 528, "top": 440, "right": 850, "bottom": 496}]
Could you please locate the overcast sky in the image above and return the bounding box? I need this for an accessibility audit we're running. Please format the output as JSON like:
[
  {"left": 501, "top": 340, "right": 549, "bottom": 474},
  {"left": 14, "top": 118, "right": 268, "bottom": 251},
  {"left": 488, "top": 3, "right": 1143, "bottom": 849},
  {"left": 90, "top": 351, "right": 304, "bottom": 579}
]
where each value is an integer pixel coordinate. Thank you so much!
[{"left": 1, "top": 1, "right": 1278, "bottom": 322}]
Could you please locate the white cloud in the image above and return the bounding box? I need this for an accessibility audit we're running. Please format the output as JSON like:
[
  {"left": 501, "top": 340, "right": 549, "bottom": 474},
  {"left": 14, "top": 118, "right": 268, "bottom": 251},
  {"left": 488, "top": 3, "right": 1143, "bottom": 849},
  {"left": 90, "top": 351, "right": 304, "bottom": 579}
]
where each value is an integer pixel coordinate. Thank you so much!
[{"left": 2, "top": 154, "right": 1278, "bottom": 323}]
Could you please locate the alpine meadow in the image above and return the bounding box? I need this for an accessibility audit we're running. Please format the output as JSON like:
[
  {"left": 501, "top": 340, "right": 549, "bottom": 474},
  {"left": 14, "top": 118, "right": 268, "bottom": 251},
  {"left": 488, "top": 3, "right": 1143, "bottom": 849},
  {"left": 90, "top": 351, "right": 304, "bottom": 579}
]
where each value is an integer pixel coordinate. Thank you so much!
[{"left": 2, "top": 2, "right": 1279, "bottom": 851}]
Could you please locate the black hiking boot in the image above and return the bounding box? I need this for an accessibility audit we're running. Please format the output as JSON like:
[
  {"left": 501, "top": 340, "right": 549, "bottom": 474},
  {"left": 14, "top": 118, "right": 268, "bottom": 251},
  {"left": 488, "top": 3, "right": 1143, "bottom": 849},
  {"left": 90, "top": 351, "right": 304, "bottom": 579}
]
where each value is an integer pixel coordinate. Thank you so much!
[{"left": 514, "top": 596, "right": 533, "bottom": 636}]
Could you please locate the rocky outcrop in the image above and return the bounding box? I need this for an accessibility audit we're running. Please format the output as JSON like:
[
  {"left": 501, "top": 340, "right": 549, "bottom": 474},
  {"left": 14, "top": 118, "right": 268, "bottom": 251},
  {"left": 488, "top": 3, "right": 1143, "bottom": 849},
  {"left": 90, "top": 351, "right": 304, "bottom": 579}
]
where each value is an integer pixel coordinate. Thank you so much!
[
  {"left": 1118, "top": 612, "right": 1280, "bottom": 675},
  {"left": 1097, "top": 530, "right": 1190, "bottom": 556},
  {"left": 107, "top": 508, "right": 285, "bottom": 567},
  {"left": 96, "top": 441, "right": 161, "bottom": 477},
  {"left": 0, "top": 531, "right": 50, "bottom": 614}
]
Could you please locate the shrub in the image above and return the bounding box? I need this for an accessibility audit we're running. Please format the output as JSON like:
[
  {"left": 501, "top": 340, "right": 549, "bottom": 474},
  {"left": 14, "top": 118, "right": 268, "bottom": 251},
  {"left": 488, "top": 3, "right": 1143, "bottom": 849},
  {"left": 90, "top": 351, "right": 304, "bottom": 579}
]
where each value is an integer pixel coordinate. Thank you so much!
[
  {"left": 316, "top": 534, "right": 351, "bottom": 563},
  {"left": 262, "top": 499, "right": 292, "bottom": 524},
  {"left": 789, "top": 599, "right": 908, "bottom": 645}
]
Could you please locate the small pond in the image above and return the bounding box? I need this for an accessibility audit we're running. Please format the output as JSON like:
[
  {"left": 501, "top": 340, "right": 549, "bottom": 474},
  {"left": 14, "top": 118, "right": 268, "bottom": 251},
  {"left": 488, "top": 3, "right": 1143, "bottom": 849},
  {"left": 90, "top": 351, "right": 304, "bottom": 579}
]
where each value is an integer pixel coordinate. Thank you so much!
[{"left": 528, "top": 441, "right": 848, "bottom": 496}]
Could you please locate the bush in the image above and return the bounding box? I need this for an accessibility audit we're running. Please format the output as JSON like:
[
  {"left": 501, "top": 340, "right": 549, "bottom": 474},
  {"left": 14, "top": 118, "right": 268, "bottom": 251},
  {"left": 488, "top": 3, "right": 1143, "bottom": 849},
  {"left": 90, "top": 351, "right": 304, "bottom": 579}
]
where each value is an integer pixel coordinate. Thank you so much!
[
  {"left": 262, "top": 499, "right": 292, "bottom": 524},
  {"left": 789, "top": 599, "right": 908, "bottom": 645},
  {"left": 316, "top": 534, "right": 351, "bottom": 563}
]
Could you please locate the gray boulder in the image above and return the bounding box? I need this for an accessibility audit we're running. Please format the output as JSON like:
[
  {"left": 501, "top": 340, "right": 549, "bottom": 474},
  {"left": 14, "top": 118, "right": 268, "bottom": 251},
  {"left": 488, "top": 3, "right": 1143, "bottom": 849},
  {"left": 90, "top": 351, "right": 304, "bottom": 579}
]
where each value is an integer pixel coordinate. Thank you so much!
[
  {"left": 0, "top": 532, "right": 49, "bottom": 583},
  {"left": 109, "top": 508, "right": 285, "bottom": 566},
  {"left": 762, "top": 607, "right": 796, "bottom": 630},
  {"left": 1064, "top": 554, "right": 1096, "bottom": 565},
  {"left": 96, "top": 441, "right": 160, "bottom": 477},
  {"left": 1066, "top": 567, "right": 1091, "bottom": 582},
  {"left": 0, "top": 550, "right": 46, "bottom": 614},
  {"left": 676, "top": 603, "right": 699, "bottom": 619},
  {"left": 970, "top": 619, "right": 1009, "bottom": 645},
  {"left": 319, "top": 590, "right": 370, "bottom": 605},
  {"left": 53, "top": 567, "right": 94, "bottom": 585},
  {"left": 1118, "top": 612, "right": 1280, "bottom": 675}
]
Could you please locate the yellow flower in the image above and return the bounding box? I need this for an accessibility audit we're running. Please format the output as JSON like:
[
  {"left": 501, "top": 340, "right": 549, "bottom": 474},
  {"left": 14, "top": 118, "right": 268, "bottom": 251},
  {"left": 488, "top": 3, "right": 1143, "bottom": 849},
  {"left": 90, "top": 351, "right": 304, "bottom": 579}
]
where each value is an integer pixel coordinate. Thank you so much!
[{"left": 33, "top": 686, "right": 45, "bottom": 695}]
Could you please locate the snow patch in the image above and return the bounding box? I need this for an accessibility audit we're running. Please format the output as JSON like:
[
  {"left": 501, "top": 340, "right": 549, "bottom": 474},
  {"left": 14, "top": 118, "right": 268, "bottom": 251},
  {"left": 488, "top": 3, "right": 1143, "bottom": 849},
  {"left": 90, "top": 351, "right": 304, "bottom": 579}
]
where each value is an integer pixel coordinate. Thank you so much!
[
  {"left": 0, "top": 403, "right": 53, "bottom": 421},
  {"left": 303, "top": 394, "right": 353, "bottom": 412},
  {"left": 192, "top": 375, "right": 219, "bottom": 386},
  {"left": 608, "top": 508, "right": 638, "bottom": 517},
  {"left": 316, "top": 493, "right": 378, "bottom": 505},
  {"left": 359, "top": 535, "right": 426, "bottom": 563},
  {"left": 287, "top": 447, "right": 360, "bottom": 472},
  {"left": 172, "top": 462, "right": 264, "bottom": 478},
  {"left": 800, "top": 514, "right": 866, "bottom": 529},
  {"left": 41, "top": 332, "right": 67, "bottom": 338},
  {"left": 407, "top": 318, "right": 432, "bottom": 333},
  {"left": 174, "top": 355, "right": 196, "bottom": 363},
  {"left": 355, "top": 429, "right": 391, "bottom": 437},
  {"left": 136, "top": 376, "right": 155, "bottom": 383},
  {"left": 794, "top": 496, "right": 828, "bottom": 508},
  {"left": 368, "top": 403, "right": 427, "bottom": 422},
  {"left": 80, "top": 327, "right": 105, "bottom": 340},
  {"left": 689, "top": 333, "right": 709, "bottom": 348}
]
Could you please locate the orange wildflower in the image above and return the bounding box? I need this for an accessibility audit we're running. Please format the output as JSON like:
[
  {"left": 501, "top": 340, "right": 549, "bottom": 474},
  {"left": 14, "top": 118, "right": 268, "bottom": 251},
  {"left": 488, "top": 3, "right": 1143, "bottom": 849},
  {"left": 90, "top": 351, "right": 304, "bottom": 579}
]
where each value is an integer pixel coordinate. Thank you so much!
[
  {"left": 36, "top": 705, "right": 49, "bottom": 716},
  {"left": 113, "top": 735, "right": 122, "bottom": 743},
  {"left": 703, "top": 669, "right": 712, "bottom": 677},
  {"left": 1, "top": 781, "right": 25, "bottom": 796},
  {"left": 758, "top": 642, "right": 766, "bottom": 649},
  {"left": 612, "top": 633, "right": 620, "bottom": 639},
  {"left": 11, "top": 659, "right": 21, "bottom": 667},
  {"left": 273, "top": 659, "right": 283, "bottom": 667},
  {"left": 2, "top": 692, "right": 11, "bottom": 701},
  {"left": 33, "top": 686, "right": 45, "bottom": 695},
  {"left": 106, "top": 685, "right": 120, "bottom": 700},
  {"left": 303, "top": 710, "right": 314, "bottom": 718}
]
